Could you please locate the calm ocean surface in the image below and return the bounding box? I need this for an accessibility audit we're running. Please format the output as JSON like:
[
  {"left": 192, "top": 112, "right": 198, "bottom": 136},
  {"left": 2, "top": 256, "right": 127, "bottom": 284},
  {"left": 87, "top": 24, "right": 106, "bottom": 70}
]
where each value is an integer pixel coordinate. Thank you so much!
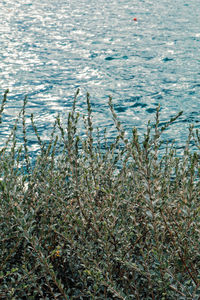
[{"left": 0, "top": 0, "right": 199, "bottom": 152}]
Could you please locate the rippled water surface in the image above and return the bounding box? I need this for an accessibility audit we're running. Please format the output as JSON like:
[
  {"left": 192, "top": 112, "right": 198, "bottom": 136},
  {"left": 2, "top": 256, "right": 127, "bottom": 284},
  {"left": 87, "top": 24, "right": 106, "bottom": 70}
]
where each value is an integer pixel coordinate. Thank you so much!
[{"left": 0, "top": 0, "right": 199, "bottom": 151}]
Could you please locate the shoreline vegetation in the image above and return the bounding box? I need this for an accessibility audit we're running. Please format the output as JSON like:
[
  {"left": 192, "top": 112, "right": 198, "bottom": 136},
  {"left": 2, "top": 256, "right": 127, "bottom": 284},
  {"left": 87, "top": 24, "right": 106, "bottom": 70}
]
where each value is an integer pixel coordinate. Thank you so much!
[{"left": 0, "top": 90, "right": 199, "bottom": 299}]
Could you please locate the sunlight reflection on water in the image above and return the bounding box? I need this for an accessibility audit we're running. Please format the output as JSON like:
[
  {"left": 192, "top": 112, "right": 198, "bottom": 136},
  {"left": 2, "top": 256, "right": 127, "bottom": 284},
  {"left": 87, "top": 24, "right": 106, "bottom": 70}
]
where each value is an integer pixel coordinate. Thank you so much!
[{"left": 0, "top": 0, "right": 199, "bottom": 153}]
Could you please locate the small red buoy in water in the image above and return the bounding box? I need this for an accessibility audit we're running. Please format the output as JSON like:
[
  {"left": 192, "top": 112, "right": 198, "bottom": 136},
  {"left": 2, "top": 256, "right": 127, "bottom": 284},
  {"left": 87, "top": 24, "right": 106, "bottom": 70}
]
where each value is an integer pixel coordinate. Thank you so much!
[{"left": 133, "top": 17, "right": 137, "bottom": 21}]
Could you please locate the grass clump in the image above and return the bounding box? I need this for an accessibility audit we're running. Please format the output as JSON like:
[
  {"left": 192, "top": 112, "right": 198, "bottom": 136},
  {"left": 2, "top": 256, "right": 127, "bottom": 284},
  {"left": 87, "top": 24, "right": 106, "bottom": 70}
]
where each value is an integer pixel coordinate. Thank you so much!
[{"left": 0, "top": 90, "right": 199, "bottom": 299}]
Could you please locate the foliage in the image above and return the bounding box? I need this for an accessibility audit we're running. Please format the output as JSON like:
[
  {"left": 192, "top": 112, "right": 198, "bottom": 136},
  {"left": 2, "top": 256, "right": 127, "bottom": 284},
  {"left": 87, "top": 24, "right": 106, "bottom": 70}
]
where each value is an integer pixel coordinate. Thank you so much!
[{"left": 0, "top": 90, "right": 199, "bottom": 299}]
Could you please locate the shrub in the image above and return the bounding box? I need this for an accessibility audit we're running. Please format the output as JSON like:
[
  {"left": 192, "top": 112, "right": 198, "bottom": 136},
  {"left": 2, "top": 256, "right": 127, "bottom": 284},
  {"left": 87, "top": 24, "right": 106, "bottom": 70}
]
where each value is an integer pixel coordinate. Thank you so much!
[{"left": 0, "top": 90, "right": 199, "bottom": 299}]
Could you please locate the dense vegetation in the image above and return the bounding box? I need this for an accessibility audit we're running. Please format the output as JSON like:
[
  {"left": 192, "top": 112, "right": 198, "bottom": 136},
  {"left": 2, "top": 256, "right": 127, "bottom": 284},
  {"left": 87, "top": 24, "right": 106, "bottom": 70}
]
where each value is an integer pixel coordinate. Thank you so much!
[{"left": 0, "top": 90, "right": 199, "bottom": 299}]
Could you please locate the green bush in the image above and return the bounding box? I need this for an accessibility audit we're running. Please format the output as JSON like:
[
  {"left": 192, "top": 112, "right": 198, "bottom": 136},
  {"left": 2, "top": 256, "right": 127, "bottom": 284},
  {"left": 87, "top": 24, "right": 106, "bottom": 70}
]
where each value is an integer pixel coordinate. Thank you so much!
[{"left": 0, "top": 90, "right": 199, "bottom": 299}]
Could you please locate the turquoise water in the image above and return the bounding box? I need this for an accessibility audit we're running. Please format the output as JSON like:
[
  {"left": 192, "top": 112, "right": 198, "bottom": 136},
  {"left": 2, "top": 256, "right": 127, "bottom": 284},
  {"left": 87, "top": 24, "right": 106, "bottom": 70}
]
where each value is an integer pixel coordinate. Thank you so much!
[{"left": 0, "top": 0, "right": 199, "bottom": 152}]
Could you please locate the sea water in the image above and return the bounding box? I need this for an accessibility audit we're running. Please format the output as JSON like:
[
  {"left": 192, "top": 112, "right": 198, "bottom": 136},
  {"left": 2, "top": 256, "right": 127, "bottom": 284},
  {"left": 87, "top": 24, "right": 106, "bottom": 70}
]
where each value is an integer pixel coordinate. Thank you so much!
[{"left": 0, "top": 0, "right": 199, "bottom": 153}]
